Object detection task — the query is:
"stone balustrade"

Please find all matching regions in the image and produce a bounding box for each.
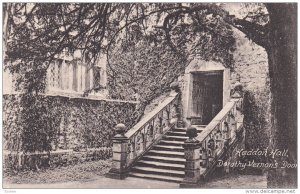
[196,98,243,169]
[180,96,243,187]
[106,91,180,179]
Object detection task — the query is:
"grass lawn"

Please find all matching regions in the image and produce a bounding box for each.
[3,159,112,184]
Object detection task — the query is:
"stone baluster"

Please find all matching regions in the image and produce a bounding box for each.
[200,145,208,168]
[106,123,129,179]
[230,112,237,133]
[143,127,147,151]
[207,136,216,167]
[180,127,201,188]
[231,82,243,111]
[223,121,231,148]
[159,115,163,134]
[215,128,223,151]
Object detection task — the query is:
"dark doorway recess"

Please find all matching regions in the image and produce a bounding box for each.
[190,71,223,125]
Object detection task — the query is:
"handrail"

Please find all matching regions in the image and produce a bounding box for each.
[125,92,178,137]
[125,92,179,167]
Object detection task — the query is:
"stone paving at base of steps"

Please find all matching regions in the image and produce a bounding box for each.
[3,175,267,189]
[3,177,179,189]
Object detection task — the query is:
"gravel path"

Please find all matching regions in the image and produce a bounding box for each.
[4,174,267,189]
[202,174,267,189]
[4,176,179,189]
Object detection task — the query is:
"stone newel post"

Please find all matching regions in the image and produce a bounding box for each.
[180,127,202,188]
[106,123,129,179]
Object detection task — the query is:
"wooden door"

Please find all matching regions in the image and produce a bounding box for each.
[191,72,223,125]
[209,74,223,120]
[191,75,206,124]
[202,81,214,124]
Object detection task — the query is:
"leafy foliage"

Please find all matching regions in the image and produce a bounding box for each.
[3,3,236,155]
[3,95,137,153]
[243,86,271,150]
[238,86,271,174]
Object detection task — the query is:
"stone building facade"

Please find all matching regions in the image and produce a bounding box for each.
[4,48,108,98]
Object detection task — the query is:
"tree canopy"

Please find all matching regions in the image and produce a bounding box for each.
[4,3,265,93]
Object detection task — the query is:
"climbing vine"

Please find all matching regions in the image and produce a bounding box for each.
[3,95,137,153]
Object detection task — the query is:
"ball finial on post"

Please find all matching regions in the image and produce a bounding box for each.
[115,123,126,137]
[186,127,198,142]
[181,126,201,187]
[170,81,180,92]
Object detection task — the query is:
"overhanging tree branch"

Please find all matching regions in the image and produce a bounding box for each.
[230,18,269,48]
[160,3,269,50]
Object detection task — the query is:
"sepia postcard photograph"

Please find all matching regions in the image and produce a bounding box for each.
[1,2,298,192]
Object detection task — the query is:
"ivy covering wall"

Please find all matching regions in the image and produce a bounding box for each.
[3,94,137,152]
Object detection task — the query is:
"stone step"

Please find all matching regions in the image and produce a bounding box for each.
[172,127,186,132]
[129,172,183,183]
[131,166,185,178]
[166,131,187,137]
[173,127,205,132]
[147,150,185,158]
[153,144,184,152]
[126,126,208,183]
[159,140,185,146]
[163,135,188,141]
[136,160,185,171]
[169,129,203,135]
[142,155,186,165]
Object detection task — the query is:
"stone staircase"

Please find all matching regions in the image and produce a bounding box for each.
[128,126,206,183]
[107,92,244,187]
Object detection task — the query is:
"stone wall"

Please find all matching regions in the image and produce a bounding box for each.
[231,28,269,91]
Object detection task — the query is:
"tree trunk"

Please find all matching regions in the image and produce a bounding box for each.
[265,3,297,188]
